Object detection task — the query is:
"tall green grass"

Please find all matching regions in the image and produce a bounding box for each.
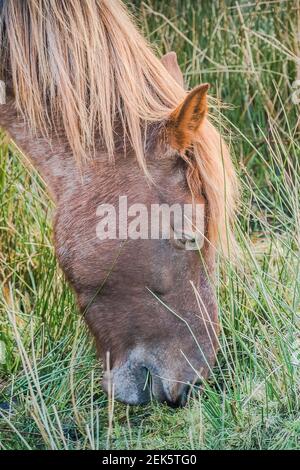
[0,0,299,450]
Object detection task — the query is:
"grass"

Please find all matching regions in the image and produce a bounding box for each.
[0,0,299,450]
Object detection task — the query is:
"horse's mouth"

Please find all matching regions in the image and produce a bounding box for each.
[102,362,203,407]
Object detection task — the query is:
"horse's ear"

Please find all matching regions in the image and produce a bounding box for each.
[161,52,184,88]
[168,83,209,152]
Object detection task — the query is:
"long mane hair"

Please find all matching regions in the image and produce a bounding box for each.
[0,0,238,255]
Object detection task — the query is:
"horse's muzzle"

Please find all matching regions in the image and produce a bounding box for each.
[101,355,203,407]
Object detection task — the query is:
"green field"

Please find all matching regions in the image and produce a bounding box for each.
[0,0,299,450]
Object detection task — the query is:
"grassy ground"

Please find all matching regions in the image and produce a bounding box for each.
[0,0,299,450]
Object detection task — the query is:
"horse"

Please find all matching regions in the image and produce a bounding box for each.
[0,0,238,407]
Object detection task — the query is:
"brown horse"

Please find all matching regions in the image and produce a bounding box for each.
[0,0,238,406]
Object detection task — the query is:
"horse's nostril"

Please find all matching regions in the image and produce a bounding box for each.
[102,363,151,405]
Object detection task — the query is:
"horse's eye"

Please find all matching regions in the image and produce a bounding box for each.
[184,238,199,251]
[171,228,200,251]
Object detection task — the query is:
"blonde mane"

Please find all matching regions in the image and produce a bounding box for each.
[0,0,238,254]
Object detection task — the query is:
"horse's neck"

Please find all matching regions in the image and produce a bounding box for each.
[0,97,78,203]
